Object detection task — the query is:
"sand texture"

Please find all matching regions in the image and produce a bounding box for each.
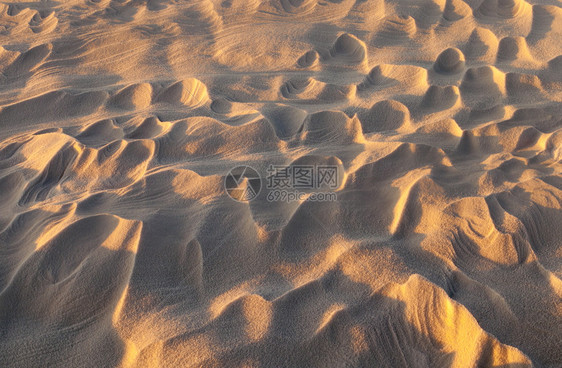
[0,0,561,367]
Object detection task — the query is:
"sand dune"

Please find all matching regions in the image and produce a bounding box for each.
[0,0,560,367]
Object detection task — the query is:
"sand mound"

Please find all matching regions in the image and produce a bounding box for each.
[210,97,233,114]
[126,116,166,139]
[548,54,562,72]
[505,72,542,96]
[109,83,153,110]
[279,0,316,14]
[219,0,260,16]
[344,0,386,28]
[210,96,260,120]
[358,64,395,89]
[455,129,482,155]
[434,47,465,74]
[0,212,140,367]
[542,55,562,83]
[359,64,427,91]
[300,110,364,144]
[415,118,463,141]
[460,65,503,90]
[443,0,471,21]
[281,77,316,97]
[499,107,560,133]
[411,0,448,27]
[284,154,345,194]
[421,85,460,111]
[497,36,531,62]
[296,50,319,68]
[260,103,307,139]
[514,126,542,151]
[28,10,58,34]
[14,134,154,205]
[359,100,411,133]
[76,119,123,147]
[527,5,561,43]
[0,46,18,69]
[476,0,531,18]
[459,66,505,108]
[380,275,532,366]
[377,14,417,41]
[281,77,355,103]
[156,117,279,162]
[4,43,52,77]
[329,33,367,65]
[156,78,209,108]
[463,27,499,62]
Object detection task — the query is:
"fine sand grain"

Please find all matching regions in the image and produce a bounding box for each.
[0,0,561,367]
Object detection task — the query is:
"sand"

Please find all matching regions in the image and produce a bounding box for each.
[0,0,560,367]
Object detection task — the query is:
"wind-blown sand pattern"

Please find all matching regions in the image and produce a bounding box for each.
[0,0,561,367]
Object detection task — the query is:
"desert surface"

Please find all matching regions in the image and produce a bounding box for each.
[0,0,561,367]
